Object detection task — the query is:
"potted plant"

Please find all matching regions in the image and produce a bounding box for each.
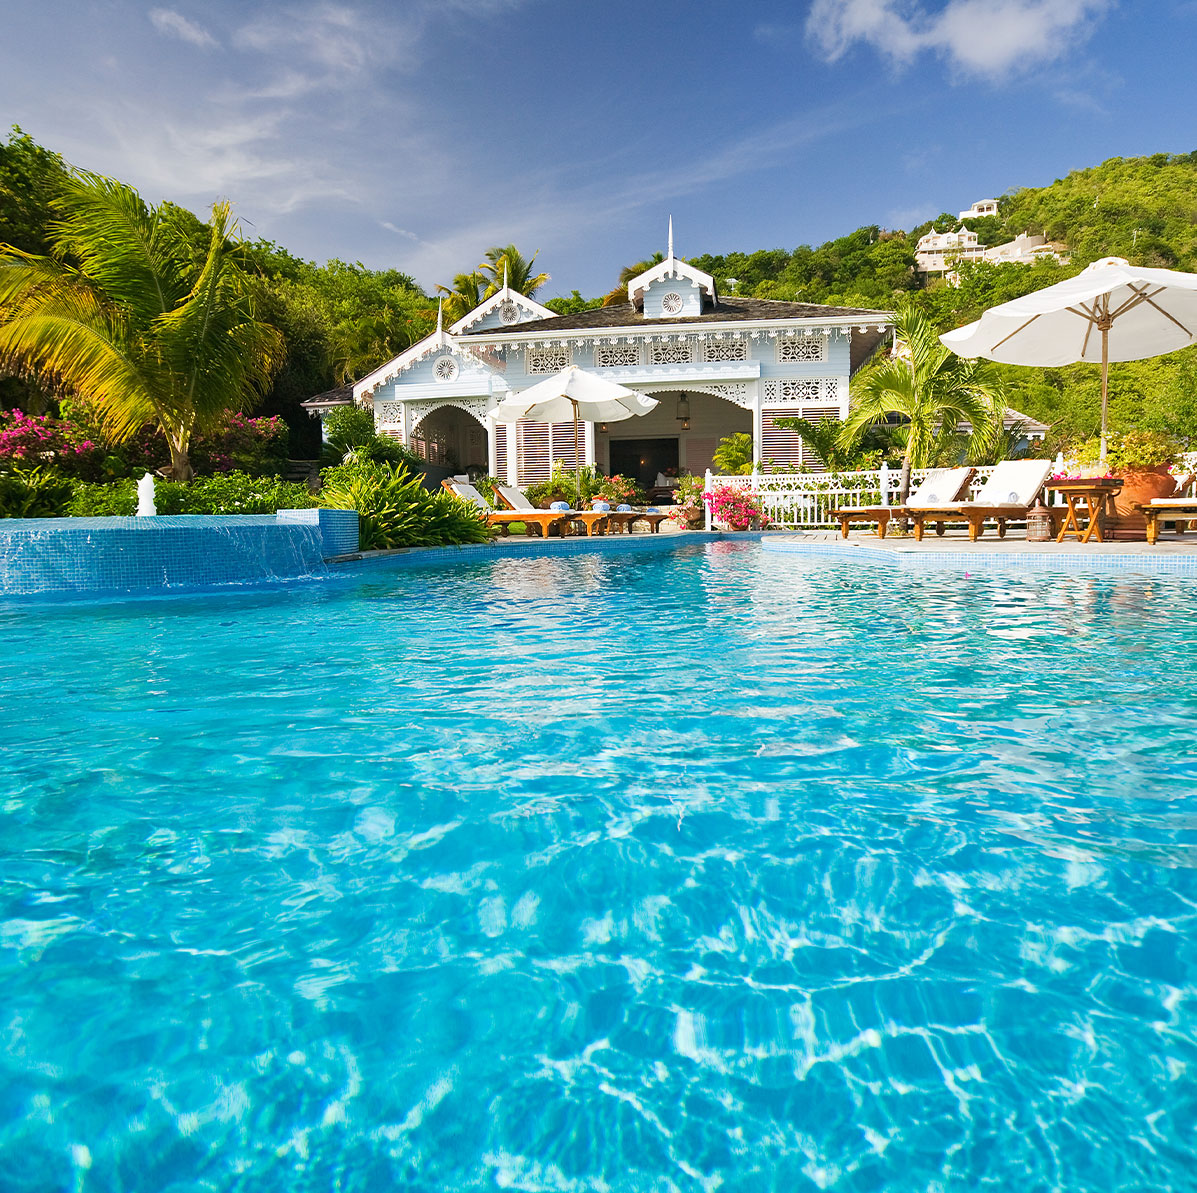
[1075,431,1183,539]
[670,473,708,529]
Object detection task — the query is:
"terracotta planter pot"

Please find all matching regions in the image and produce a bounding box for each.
[1106,466,1178,540]
[1113,466,1176,516]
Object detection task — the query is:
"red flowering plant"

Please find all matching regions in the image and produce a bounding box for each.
[703,483,768,530]
[0,409,106,479]
[595,473,647,506]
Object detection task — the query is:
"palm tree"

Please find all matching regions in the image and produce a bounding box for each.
[435,270,486,324]
[478,245,549,298]
[0,172,281,480]
[839,303,1005,505]
[602,253,665,306]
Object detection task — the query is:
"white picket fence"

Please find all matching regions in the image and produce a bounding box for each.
[704,465,1008,529]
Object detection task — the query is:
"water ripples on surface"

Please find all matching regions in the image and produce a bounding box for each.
[2,542,1196,1190]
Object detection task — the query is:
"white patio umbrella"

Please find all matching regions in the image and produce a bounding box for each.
[489,365,659,484]
[941,257,1197,461]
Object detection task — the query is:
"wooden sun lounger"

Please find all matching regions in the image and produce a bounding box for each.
[1136,498,1197,544]
[441,480,576,537]
[907,461,1055,542]
[492,484,610,536]
[831,468,975,538]
[909,503,1032,541]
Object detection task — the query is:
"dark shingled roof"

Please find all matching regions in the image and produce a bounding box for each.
[300,383,353,411]
[460,296,893,374]
[460,296,890,334]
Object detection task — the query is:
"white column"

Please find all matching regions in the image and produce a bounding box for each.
[879,462,889,507]
[486,415,498,478]
[507,424,519,488]
[751,384,763,472]
[584,420,596,470]
[704,468,713,531]
[399,400,409,445]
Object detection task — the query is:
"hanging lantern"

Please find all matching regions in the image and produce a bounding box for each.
[676,393,691,431]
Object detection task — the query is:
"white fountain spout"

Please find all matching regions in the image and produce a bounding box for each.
[136,472,157,517]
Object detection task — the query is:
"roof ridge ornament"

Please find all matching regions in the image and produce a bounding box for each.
[668,215,674,263]
[437,298,443,334]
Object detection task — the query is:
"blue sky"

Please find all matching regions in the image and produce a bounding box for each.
[2,1,1194,299]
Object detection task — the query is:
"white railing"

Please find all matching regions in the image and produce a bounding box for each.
[702,465,1025,529]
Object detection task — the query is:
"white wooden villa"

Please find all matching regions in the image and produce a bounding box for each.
[305,226,893,489]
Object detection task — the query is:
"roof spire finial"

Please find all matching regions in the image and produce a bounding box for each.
[436,297,443,334]
[503,261,509,294]
[668,215,674,260]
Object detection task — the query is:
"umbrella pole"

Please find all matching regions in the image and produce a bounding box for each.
[572,399,581,506]
[1099,323,1110,466]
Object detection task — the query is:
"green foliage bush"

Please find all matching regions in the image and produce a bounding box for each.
[0,465,74,517]
[319,461,491,549]
[65,472,314,517]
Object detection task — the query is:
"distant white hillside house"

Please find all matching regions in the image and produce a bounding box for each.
[306,229,893,487]
[914,226,987,273]
[959,199,999,221]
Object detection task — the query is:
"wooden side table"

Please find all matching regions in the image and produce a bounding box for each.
[1046,478,1123,543]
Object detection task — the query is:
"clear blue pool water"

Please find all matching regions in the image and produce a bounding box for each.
[2,541,1195,1191]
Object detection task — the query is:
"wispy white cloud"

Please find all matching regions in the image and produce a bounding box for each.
[805,0,1114,79]
[148,8,218,49]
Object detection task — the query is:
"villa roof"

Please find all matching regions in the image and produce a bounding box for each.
[460,295,889,333]
[460,296,894,373]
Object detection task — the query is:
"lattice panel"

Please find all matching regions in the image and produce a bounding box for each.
[594,343,641,368]
[702,339,747,362]
[776,335,826,363]
[648,342,695,366]
[526,346,571,374]
[763,379,822,404]
[375,402,403,426]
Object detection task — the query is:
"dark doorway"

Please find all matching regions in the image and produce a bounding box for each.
[608,437,679,488]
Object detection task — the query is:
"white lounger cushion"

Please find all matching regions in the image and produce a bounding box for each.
[969,459,1052,508]
[447,482,490,511]
[496,484,537,511]
[905,467,973,507]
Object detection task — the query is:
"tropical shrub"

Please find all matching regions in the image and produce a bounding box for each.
[704,483,766,530]
[321,404,423,470]
[0,464,74,517]
[712,433,754,475]
[319,461,491,549]
[323,405,377,455]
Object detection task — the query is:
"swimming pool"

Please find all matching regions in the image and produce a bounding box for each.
[2,541,1195,1190]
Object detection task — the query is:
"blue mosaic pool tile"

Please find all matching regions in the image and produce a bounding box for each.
[0,515,328,596]
[276,508,359,556]
[761,535,1197,576]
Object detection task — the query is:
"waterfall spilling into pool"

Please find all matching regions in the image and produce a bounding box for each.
[0,509,358,596]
